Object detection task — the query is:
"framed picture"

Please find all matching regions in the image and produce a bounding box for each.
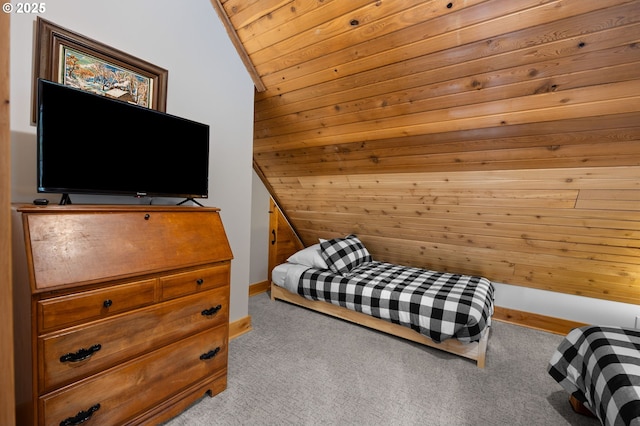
[32,17,168,124]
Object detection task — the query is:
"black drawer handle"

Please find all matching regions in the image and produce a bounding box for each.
[201,305,222,317]
[196,278,204,285]
[60,403,100,426]
[60,344,102,363]
[103,299,113,308]
[200,347,221,360]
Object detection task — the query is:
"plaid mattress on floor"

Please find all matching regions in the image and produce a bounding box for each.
[548,325,640,426]
[297,261,494,343]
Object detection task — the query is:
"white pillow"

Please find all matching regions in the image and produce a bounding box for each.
[286,244,329,269]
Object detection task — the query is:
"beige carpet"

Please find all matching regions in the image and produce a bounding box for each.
[163,293,599,425]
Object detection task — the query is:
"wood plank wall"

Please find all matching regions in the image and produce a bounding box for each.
[215,0,640,306]
[268,197,304,282]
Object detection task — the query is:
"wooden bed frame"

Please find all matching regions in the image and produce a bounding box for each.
[270,282,490,368]
[267,200,490,368]
[569,395,597,419]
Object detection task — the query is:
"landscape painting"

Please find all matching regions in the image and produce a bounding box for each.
[33,18,168,124]
[61,46,153,108]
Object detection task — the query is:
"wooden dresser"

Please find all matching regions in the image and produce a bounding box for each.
[11,205,233,426]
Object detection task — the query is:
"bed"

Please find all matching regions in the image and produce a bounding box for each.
[270,235,495,368]
[548,325,640,425]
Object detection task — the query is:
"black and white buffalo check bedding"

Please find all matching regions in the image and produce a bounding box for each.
[297,261,494,343]
[548,326,640,426]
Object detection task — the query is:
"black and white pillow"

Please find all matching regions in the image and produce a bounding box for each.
[320,234,372,276]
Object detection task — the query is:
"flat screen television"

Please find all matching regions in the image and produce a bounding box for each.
[37,79,209,204]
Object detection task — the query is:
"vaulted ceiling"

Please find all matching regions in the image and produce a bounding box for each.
[211,0,640,306]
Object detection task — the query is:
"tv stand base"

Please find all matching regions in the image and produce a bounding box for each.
[59,193,72,205]
[177,198,203,207]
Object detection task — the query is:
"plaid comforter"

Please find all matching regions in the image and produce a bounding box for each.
[297,261,494,343]
[548,326,640,426]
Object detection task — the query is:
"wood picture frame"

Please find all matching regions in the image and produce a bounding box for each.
[32,17,168,124]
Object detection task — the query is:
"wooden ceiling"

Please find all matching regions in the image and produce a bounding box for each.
[212,0,640,306]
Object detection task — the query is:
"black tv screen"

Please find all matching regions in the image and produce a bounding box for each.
[37,79,209,202]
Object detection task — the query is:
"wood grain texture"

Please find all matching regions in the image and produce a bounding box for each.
[40,327,228,425]
[268,198,304,282]
[218,0,640,305]
[22,208,233,290]
[493,306,587,336]
[14,206,233,425]
[39,287,229,394]
[0,10,14,426]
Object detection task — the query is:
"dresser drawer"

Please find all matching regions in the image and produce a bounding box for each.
[39,286,229,394]
[40,325,227,426]
[37,279,157,332]
[15,206,233,426]
[160,264,229,300]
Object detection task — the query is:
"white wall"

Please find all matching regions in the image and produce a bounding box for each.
[10,0,255,322]
[250,171,270,284]
[494,282,640,329]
